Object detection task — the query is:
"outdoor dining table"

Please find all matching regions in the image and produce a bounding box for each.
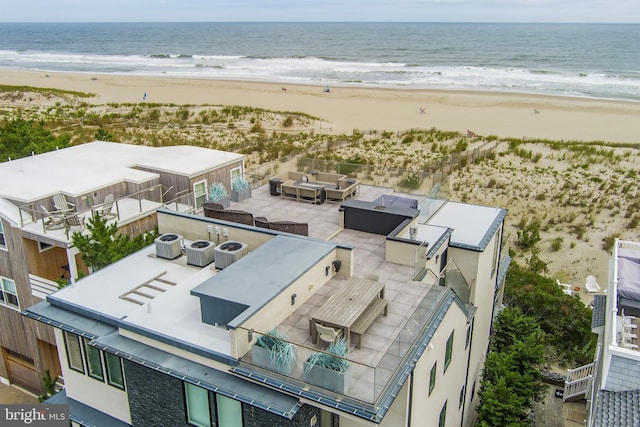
[309,276,385,346]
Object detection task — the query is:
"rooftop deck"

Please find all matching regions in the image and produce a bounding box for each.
[225,184,459,406]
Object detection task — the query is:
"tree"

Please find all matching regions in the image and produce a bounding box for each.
[71,213,158,272]
[0,116,70,161]
[504,264,597,366]
[476,308,547,425]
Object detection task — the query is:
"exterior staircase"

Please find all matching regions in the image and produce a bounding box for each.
[563,363,594,401]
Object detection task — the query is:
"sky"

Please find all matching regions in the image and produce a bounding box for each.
[0,0,639,23]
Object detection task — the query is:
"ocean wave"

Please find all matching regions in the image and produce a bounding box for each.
[1,49,639,101]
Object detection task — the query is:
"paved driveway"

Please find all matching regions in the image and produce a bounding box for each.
[0,382,39,404]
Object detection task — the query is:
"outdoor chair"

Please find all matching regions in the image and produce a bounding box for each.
[41,206,66,230]
[95,194,117,219]
[315,323,343,345]
[64,212,85,233]
[585,275,601,293]
[52,193,75,212]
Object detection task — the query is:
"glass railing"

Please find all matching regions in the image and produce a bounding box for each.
[373,282,450,400]
[247,156,450,198]
[236,328,377,403]
[236,267,454,405]
[442,259,471,304]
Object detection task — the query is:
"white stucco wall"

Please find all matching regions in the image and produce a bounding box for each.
[54,329,132,424]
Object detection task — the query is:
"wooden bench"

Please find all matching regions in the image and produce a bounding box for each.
[351,297,388,349]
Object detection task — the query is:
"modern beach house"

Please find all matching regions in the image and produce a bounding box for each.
[0,142,245,392]
[564,238,640,426]
[23,157,508,427]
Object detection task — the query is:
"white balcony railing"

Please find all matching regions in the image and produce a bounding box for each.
[30,274,60,300]
[563,362,594,401]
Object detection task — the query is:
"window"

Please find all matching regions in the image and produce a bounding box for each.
[230,167,241,181]
[0,277,19,310]
[193,179,208,212]
[0,220,6,250]
[429,361,437,395]
[438,401,447,427]
[64,331,84,373]
[105,352,125,389]
[444,331,454,372]
[491,231,501,278]
[459,386,465,408]
[63,332,125,390]
[465,324,472,350]
[216,394,243,427]
[185,382,211,427]
[83,338,104,381]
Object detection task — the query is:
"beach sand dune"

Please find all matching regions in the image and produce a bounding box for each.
[2,69,640,143]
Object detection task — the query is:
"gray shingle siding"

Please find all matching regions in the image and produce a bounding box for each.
[605,355,640,392]
[594,389,640,427]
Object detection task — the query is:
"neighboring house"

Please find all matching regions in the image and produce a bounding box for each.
[565,238,640,426]
[0,141,245,392]
[25,180,508,426]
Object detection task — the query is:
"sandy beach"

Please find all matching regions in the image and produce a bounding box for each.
[2,69,640,143]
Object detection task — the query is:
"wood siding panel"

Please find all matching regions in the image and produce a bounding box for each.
[0,218,36,357]
[0,217,57,391]
[22,239,69,282]
[133,167,190,202]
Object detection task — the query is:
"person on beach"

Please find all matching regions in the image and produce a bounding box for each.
[419,107,426,114]
[142,92,147,101]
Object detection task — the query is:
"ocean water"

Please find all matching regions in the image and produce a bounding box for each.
[0,22,639,101]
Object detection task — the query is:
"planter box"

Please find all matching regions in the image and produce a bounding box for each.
[231,187,251,203]
[303,361,351,394]
[208,196,230,209]
[252,344,295,375]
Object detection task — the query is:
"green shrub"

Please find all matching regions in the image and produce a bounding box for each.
[399,172,422,190]
[602,232,620,253]
[516,221,541,250]
[550,237,563,252]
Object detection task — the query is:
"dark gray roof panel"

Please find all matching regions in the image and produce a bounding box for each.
[24,301,117,339]
[191,235,337,328]
[592,294,607,330]
[594,389,640,427]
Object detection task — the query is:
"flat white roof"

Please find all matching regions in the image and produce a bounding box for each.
[49,243,231,355]
[397,223,450,251]
[0,141,244,203]
[426,201,505,250]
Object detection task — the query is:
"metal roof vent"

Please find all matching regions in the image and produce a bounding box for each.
[186,240,215,267]
[214,241,248,269]
[154,233,183,260]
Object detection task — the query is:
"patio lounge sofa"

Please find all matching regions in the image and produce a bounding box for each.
[252,216,308,236]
